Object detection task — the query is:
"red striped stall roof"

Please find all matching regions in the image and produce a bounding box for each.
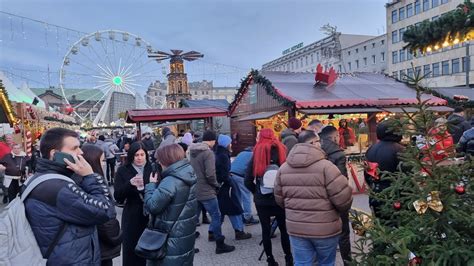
[126,107,228,123]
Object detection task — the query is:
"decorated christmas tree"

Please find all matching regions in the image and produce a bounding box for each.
[352,69,474,265]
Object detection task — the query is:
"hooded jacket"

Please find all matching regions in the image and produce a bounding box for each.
[459,128,474,156]
[144,159,197,266]
[447,114,472,143]
[281,128,298,154]
[23,158,116,265]
[189,143,219,201]
[274,143,352,238]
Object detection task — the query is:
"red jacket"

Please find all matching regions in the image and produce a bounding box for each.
[422,128,454,161]
[338,127,356,149]
[0,142,11,160]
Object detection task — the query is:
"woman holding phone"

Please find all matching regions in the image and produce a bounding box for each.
[114,142,152,266]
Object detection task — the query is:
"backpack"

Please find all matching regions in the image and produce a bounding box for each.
[259,164,279,195]
[0,174,75,265]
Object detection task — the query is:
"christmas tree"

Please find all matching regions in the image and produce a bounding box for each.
[352,68,474,265]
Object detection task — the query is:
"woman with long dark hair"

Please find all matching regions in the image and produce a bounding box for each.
[245,129,292,266]
[81,144,122,266]
[114,142,152,266]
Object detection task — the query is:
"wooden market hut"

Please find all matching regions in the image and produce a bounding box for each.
[229,69,449,155]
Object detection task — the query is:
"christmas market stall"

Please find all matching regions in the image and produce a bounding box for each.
[229,66,449,193]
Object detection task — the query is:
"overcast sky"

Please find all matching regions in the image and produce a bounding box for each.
[0,0,387,92]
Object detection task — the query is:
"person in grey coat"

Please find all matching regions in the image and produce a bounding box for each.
[158,127,176,149]
[188,130,235,254]
[144,144,197,266]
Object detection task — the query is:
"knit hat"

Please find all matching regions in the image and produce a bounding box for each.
[218,134,232,148]
[181,132,193,146]
[202,130,217,141]
[162,127,171,136]
[288,117,302,130]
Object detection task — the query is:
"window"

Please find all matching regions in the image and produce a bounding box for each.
[392,10,398,23]
[399,28,406,41]
[407,68,414,78]
[407,50,413,60]
[432,62,440,77]
[372,55,376,64]
[399,7,405,20]
[452,58,460,73]
[305,56,308,66]
[407,4,414,17]
[392,51,398,64]
[415,66,421,76]
[392,71,398,80]
[415,0,421,14]
[399,69,406,80]
[441,0,448,3]
[432,15,439,21]
[356,60,359,68]
[399,49,406,62]
[392,31,398,44]
[462,57,468,72]
[363,57,367,66]
[442,60,449,75]
[381,52,385,62]
[372,43,375,48]
[348,62,352,71]
[423,0,429,11]
[348,51,351,56]
[432,0,439,8]
[423,64,431,77]
[356,48,359,53]
[311,54,314,63]
[338,65,342,73]
[364,46,367,51]
[381,39,385,45]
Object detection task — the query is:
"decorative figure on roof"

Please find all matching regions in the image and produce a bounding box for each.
[314,64,337,87]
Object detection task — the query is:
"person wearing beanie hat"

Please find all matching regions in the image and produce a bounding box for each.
[181,132,193,146]
[215,134,252,241]
[188,130,235,254]
[281,117,302,154]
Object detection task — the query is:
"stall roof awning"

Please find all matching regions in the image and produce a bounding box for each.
[299,108,382,114]
[259,71,447,108]
[383,106,454,113]
[237,110,286,121]
[126,107,228,123]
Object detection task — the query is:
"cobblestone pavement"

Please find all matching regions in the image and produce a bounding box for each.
[112,194,370,266]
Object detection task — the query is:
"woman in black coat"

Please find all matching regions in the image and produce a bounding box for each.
[81,144,122,266]
[114,142,152,266]
[215,135,251,240]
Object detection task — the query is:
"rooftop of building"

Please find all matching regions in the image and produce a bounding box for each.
[31,87,105,102]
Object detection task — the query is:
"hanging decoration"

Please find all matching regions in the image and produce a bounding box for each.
[413,191,444,214]
[0,81,18,126]
[25,130,32,156]
[403,1,474,54]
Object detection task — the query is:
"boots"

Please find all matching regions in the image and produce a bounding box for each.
[285,255,293,266]
[215,236,235,254]
[208,231,216,242]
[267,255,279,266]
[235,230,252,240]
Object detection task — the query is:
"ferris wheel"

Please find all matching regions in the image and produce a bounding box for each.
[59,30,167,126]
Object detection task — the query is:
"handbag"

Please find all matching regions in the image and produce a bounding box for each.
[135,177,190,260]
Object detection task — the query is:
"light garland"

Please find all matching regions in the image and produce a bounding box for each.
[0,81,18,125]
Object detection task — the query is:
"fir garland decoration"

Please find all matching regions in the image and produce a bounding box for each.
[403,0,474,54]
[43,116,79,126]
[228,69,294,114]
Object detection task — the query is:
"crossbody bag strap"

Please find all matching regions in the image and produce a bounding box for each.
[45,222,68,258]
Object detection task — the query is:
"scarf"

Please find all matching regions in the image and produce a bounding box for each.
[252,128,287,178]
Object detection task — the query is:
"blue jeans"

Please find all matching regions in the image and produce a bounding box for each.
[199,198,222,237]
[227,215,244,231]
[289,235,340,266]
[230,174,253,220]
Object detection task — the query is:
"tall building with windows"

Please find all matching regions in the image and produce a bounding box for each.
[262,33,376,73]
[339,34,387,73]
[386,0,470,87]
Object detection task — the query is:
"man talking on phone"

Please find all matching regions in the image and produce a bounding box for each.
[22,128,116,265]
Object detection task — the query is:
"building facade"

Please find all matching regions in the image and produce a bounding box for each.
[386,0,471,87]
[166,56,192,108]
[262,33,377,73]
[339,34,387,74]
[106,91,136,124]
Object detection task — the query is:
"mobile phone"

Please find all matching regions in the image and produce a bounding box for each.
[53,152,75,166]
[151,162,159,175]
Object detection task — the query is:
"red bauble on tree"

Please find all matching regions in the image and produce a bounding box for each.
[455,185,466,195]
[393,201,402,210]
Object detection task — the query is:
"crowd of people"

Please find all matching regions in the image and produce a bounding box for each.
[0,106,472,266]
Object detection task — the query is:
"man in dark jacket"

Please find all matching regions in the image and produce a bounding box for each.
[281,117,302,154]
[23,128,116,265]
[448,107,472,143]
[459,127,474,157]
[365,121,405,219]
[319,126,351,265]
[188,130,235,254]
[141,132,155,152]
